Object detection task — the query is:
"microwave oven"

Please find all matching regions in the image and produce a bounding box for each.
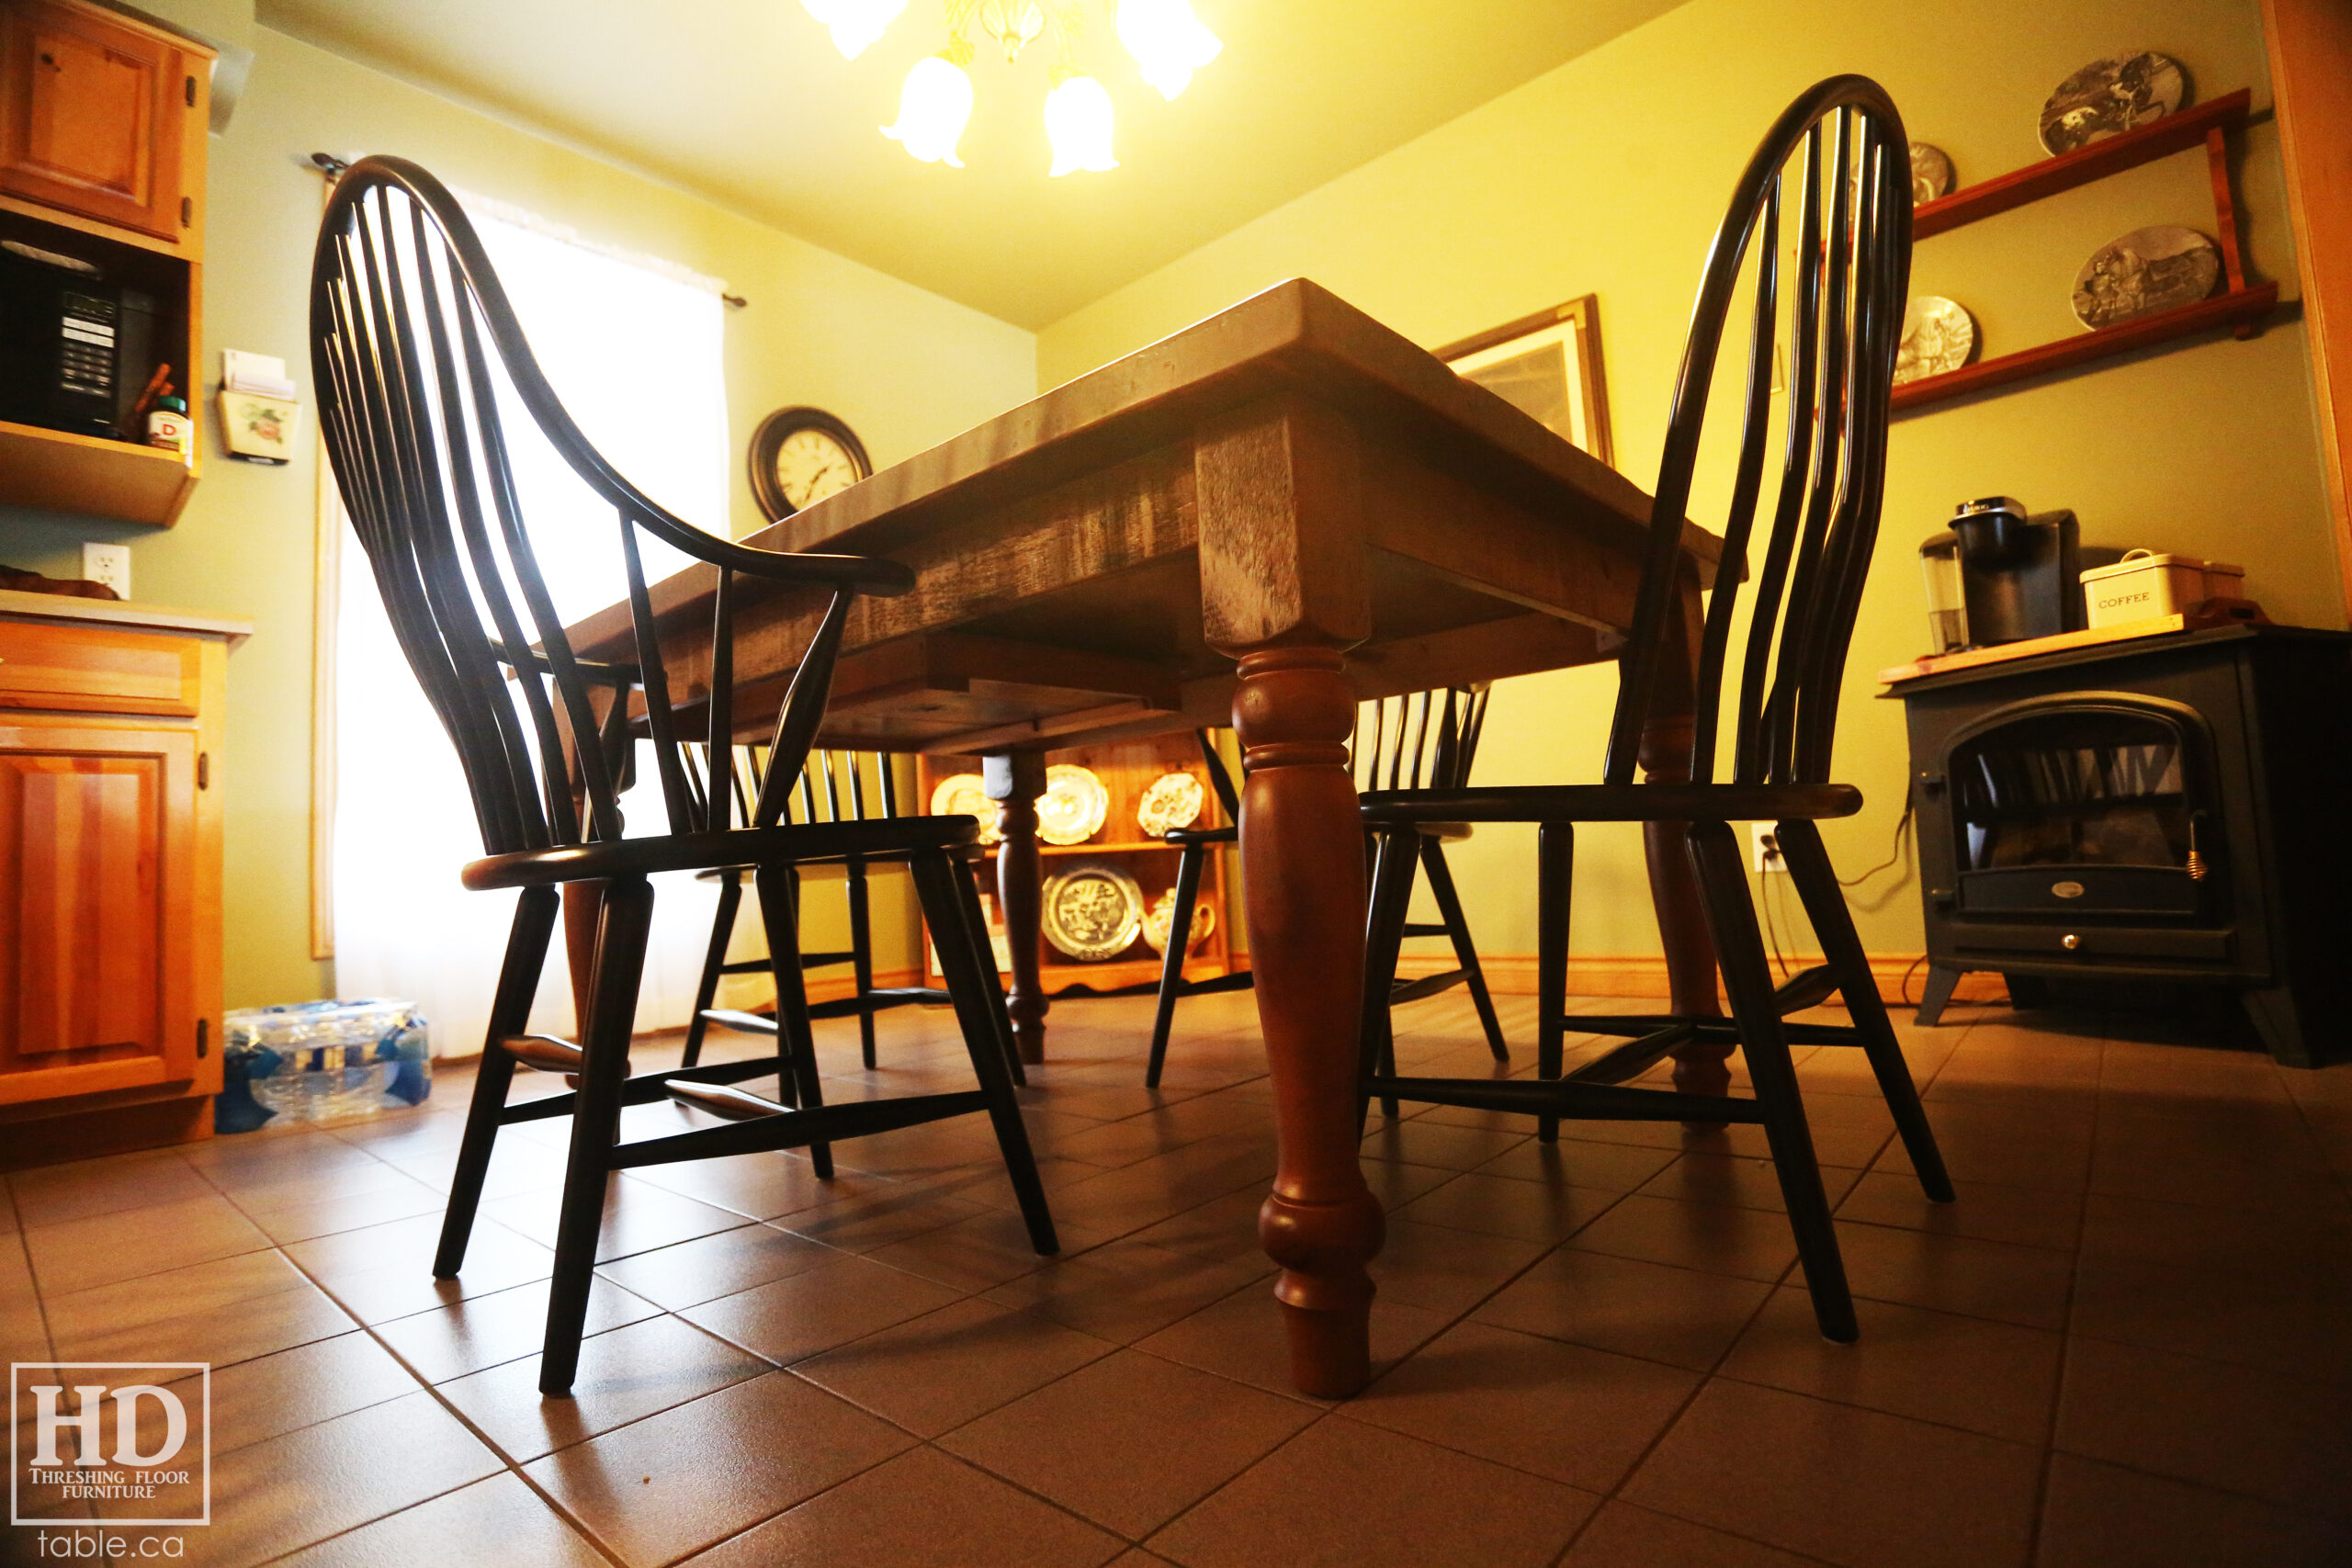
[0,243,161,439]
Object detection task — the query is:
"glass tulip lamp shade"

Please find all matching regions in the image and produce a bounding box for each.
[1115,0,1222,99]
[1044,73,1117,175]
[800,0,909,60]
[884,55,975,167]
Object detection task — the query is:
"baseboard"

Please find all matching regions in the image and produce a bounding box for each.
[1393,952,2009,1010]
[0,1095,214,1171]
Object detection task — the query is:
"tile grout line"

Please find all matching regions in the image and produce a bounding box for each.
[5,1178,63,1364]
[1544,1014,1984,1562]
[2018,1026,2111,1567]
[271,1234,635,1568]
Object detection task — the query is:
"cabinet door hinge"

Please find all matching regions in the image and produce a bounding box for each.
[196,1018,209,1058]
[181,196,193,227]
[198,751,210,788]
[186,74,197,107]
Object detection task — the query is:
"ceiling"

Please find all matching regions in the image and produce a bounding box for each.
[257,0,1688,328]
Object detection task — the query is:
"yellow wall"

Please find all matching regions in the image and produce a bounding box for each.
[0,25,1036,1007]
[1036,0,2340,964]
[6,0,2335,1003]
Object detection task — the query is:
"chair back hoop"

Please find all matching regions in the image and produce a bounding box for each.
[1601,77,1912,790]
[310,156,908,861]
[1351,687,1489,795]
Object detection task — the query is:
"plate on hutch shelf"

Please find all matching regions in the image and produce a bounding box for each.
[1141,886,1216,956]
[1037,764,1110,845]
[2039,51,2186,154]
[928,773,1002,845]
[1042,866,1146,961]
[1136,771,1206,838]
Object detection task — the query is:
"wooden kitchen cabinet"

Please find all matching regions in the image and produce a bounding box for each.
[0,591,247,1166]
[0,0,197,243]
[0,0,209,525]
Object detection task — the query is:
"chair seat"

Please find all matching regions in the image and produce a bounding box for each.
[465,813,978,890]
[1359,781,1861,826]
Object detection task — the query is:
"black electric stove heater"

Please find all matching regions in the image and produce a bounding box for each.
[1892,625,2352,1066]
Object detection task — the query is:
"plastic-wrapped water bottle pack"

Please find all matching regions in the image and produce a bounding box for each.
[216,999,431,1133]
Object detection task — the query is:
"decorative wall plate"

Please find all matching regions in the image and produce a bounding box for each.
[2071,227,2221,329]
[1036,763,1110,845]
[1141,886,1216,956]
[1042,866,1146,960]
[928,773,1002,845]
[2039,52,2186,154]
[1136,771,1206,838]
[1894,296,1977,385]
[1908,141,1953,205]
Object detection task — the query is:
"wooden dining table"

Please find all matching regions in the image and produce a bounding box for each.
[573,277,1728,1397]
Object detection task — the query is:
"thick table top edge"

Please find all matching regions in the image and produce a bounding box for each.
[757,279,1713,570]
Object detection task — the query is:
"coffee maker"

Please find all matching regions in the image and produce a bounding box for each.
[1917,497,2086,649]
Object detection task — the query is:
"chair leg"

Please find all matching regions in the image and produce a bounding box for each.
[1145,843,1206,1089]
[949,847,1024,1088]
[846,855,878,1070]
[754,864,833,1180]
[1777,818,1955,1203]
[1421,838,1508,1063]
[1685,821,1857,1344]
[680,872,742,1070]
[436,886,560,1278]
[1535,822,1572,1144]
[539,874,653,1395]
[1360,828,1419,1130]
[913,849,1057,1255]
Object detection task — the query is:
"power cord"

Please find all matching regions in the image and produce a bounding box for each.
[1839,805,1915,887]
[1759,837,1793,979]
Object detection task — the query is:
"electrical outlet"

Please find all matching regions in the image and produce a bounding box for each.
[1751,822,1786,874]
[82,543,130,599]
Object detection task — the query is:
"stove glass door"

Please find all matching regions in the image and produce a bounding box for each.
[1948,705,2209,917]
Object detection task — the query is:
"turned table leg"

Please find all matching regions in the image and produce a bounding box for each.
[1641,566,1730,1100]
[1234,646,1384,1397]
[985,750,1050,1066]
[562,883,605,1034]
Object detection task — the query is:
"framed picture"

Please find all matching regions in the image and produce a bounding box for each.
[218,389,299,464]
[1436,295,1613,468]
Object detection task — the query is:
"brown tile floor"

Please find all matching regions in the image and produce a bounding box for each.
[6,988,2352,1567]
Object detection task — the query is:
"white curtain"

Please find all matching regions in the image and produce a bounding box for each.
[332,194,731,1056]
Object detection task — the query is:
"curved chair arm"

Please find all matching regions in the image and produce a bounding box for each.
[661,526,914,596]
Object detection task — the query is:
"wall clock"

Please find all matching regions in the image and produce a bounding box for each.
[747,405,873,520]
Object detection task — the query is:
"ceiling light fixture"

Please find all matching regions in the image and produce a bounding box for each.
[800,0,1220,175]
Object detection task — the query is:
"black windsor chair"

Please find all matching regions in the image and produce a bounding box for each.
[1357,79,1953,1344]
[311,156,1055,1395]
[1145,687,1508,1087]
[681,745,998,1077]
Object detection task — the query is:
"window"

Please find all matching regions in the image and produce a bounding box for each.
[329,189,732,1055]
